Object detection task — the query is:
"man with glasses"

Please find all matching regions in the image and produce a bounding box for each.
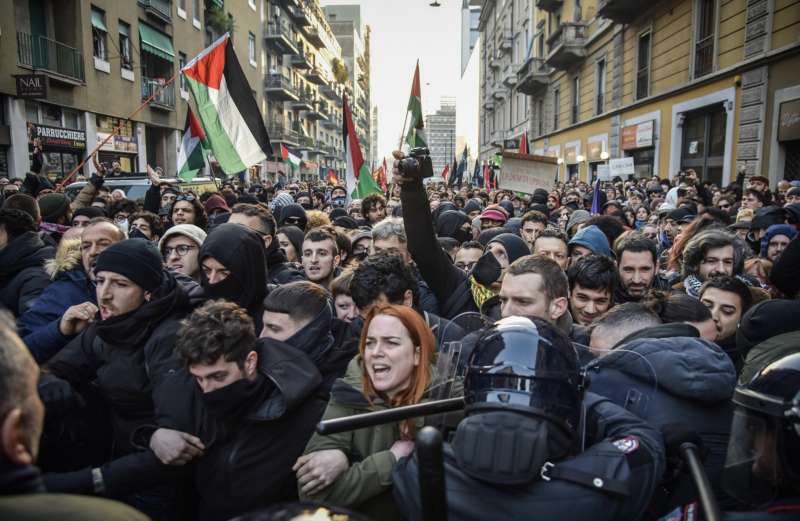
[158,224,207,282]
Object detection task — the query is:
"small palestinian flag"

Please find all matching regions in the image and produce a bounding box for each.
[182,34,272,176]
[177,108,207,181]
[405,61,426,149]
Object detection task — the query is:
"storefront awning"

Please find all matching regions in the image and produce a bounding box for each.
[91,9,107,32]
[139,24,174,61]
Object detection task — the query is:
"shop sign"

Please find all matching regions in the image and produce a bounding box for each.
[27,123,86,151]
[96,132,138,154]
[15,74,47,99]
[498,152,557,194]
[778,99,800,142]
[609,157,635,177]
[621,120,654,150]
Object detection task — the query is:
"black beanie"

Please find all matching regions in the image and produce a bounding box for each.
[94,239,164,292]
[532,188,549,205]
[770,236,800,297]
[736,299,800,356]
[487,233,531,263]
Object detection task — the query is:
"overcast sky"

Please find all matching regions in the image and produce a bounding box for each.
[321,0,463,165]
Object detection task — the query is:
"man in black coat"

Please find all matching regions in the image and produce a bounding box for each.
[152,300,327,521]
[38,239,194,520]
[0,209,54,317]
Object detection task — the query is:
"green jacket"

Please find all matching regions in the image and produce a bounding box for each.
[300,356,429,520]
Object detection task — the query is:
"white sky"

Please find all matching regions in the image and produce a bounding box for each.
[321,0,463,165]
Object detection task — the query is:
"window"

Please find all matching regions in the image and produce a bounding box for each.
[595,59,606,115]
[248,32,256,66]
[248,0,256,9]
[119,21,132,69]
[179,0,186,10]
[193,0,200,22]
[636,31,651,100]
[571,76,579,124]
[694,0,715,78]
[179,52,187,90]
[91,6,107,60]
[553,88,560,130]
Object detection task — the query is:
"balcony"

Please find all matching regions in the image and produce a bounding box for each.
[536,0,563,12]
[290,52,312,69]
[322,116,338,129]
[139,0,172,23]
[490,130,504,147]
[295,135,314,151]
[323,144,340,159]
[141,77,175,110]
[357,95,369,111]
[502,64,518,87]
[306,65,327,86]
[546,23,587,70]
[598,0,657,23]
[264,21,299,55]
[305,102,328,122]
[488,51,502,69]
[302,26,325,49]
[517,57,549,94]
[286,4,310,26]
[267,125,299,146]
[320,83,339,100]
[499,30,513,53]
[292,91,314,111]
[264,74,300,101]
[16,32,85,84]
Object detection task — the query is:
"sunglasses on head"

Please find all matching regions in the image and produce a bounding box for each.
[175,194,196,202]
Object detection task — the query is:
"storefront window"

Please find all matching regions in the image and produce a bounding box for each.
[627,148,655,178]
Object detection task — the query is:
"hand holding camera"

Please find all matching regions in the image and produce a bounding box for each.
[392,147,434,188]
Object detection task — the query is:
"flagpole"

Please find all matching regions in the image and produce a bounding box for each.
[59,69,183,187]
[397,110,410,151]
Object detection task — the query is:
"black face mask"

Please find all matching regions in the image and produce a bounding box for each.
[201,374,271,419]
[128,227,150,241]
[300,202,312,210]
[201,270,246,308]
[454,227,472,245]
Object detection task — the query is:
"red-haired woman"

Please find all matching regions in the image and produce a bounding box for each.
[294,304,436,520]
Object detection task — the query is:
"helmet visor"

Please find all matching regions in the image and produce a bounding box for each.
[722,408,781,506]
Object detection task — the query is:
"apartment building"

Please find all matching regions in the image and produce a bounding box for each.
[0,0,266,179]
[324,4,372,167]
[479,0,800,187]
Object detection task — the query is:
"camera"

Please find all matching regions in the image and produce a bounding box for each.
[398,147,434,179]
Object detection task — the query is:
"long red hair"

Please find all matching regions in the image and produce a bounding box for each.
[359,304,435,434]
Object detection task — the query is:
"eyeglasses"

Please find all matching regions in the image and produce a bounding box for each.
[163,244,197,258]
[175,194,196,202]
[114,214,129,223]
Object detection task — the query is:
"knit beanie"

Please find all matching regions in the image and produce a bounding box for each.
[759,224,798,258]
[463,198,483,215]
[498,200,515,217]
[487,233,530,263]
[72,206,106,220]
[38,193,71,223]
[203,193,230,214]
[95,239,164,292]
[566,210,591,234]
[270,192,295,213]
[159,224,207,253]
[532,188,549,205]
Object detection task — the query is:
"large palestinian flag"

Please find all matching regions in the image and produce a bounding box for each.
[343,94,381,200]
[182,34,272,175]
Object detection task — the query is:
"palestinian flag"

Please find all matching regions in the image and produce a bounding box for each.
[405,61,426,149]
[519,129,529,154]
[176,108,207,181]
[441,163,450,183]
[182,34,272,176]
[343,94,381,200]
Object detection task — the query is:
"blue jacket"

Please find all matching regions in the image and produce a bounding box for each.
[586,335,737,516]
[18,259,94,364]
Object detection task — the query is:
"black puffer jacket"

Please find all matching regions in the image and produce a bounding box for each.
[0,231,54,316]
[586,335,737,516]
[42,272,194,499]
[191,339,327,521]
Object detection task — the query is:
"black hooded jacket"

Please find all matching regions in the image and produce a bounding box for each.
[435,210,471,243]
[199,223,268,330]
[0,231,54,316]
[190,339,327,521]
[265,239,306,286]
[42,271,195,499]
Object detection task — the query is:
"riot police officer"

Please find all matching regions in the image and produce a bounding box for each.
[392,316,665,521]
[722,352,800,520]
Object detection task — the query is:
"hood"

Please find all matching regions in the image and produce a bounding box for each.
[0,231,54,281]
[435,210,471,240]
[249,338,323,420]
[616,322,700,346]
[278,203,307,229]
[568,225,612,258]
[285,300,335,365]
[759,224,797,257]
[44,237,82,279]
[588,336,736,403]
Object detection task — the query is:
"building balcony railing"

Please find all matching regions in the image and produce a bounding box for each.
[267,125,299,146]
[292,91,315,111]
[139,0,172,23]
[499,30,513,52]
[502,64,518,87]
[323,144,340,158]
[286,4,310,26]
[536,0,563,12]
[597,0,659,23]
[302,25,325,49]
[320,83,339,101]
[322,117,338,129]
[264,20,299,55]
[490,130,504,146]
[305,102,328,122]
[517,56,549,95]
[141,76,175,110]
[16,32,85,83]
[546,22,587,70]
[306,65,327,86]
[264,74,300,101]
[290,52,312,69]
[295,135,314,151]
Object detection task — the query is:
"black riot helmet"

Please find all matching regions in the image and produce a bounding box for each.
[464,316,586,437]
[723,352,800,506]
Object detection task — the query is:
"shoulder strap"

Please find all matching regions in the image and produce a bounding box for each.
[541,461,630,497]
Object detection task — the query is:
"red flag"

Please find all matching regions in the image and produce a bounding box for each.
[442,163,450,182]
[519,130,529,155]
[483,163,490,188]
[327,169,338,185]
[279,143,289,161]
[382,157,388,190]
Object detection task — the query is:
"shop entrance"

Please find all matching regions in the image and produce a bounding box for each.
[681,103,726,186]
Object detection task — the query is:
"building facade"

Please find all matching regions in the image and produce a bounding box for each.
[426,97,457,176]
[0,0,267,180]
[323,4,372,167]
[478,0,800,187]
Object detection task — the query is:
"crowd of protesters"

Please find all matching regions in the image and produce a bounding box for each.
[0,157,798,521]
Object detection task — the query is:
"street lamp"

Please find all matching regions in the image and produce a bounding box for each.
[430,1,442,6]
